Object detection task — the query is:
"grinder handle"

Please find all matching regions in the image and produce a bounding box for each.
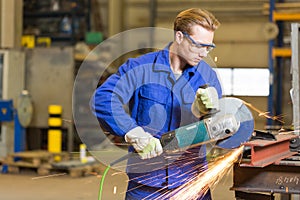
[198,84,220,119]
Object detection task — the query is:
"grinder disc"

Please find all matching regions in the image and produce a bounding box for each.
[216,97,254,149]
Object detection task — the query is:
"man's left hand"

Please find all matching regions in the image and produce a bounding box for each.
[191,86,219,118]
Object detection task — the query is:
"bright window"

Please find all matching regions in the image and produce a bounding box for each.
[215,68,270,96]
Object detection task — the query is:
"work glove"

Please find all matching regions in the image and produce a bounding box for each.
[125,127,163,159]
[205,114,240,140]
[191,86,219,118]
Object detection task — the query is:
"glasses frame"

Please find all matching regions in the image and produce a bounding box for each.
[182,32,216,52]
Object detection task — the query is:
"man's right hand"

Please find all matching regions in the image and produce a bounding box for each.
[125,127,163,159]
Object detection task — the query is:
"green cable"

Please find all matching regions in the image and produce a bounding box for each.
[97,153,132,199]
[98,164,111,200]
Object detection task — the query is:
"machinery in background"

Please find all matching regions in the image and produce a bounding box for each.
[231,23,300,200]
[0,100,25,153]
[0,47,89,176]
[0,92,32,174]
[0,49,25,158]
[0,47,74,159]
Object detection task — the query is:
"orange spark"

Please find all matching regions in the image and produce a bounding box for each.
[242,101,285,124]
[164,146,244,200]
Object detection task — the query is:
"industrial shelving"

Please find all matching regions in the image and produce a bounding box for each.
[23,0,91,45]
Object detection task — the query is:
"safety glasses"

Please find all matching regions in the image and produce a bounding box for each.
[182,32,216,53]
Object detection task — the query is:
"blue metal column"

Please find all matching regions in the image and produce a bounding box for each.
[0,100,26,153]
[14,109,25,153]
[0,100,25,173]
[275,19,284,124]
[275,0,285,124]
[267,0,275,126]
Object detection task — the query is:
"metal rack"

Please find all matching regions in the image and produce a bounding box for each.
[23,0,91,45]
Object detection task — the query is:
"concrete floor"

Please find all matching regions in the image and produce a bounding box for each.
[0,165,235,200]
[0,171,99,200]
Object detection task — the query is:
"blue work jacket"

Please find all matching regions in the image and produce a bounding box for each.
[91,43,222,189]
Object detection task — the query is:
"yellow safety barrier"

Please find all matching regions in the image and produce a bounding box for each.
[48,129,62,160]
[48,105,63,161]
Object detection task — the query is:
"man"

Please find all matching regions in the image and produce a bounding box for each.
[92,8,229,200]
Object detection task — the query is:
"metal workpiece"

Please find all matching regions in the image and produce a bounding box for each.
[240,134,298,168]
[232,133,300,199]
[232,134,300,198]
[232,162,300,195]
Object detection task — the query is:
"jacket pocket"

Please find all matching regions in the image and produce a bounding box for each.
[139,84,169,104]
[137,84,170,130]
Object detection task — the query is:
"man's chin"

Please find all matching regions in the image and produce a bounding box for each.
[189,60,201,66]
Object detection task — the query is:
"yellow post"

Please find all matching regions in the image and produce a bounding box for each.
[48,105,62,161]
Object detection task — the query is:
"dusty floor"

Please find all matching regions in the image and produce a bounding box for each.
[0,165,235,200]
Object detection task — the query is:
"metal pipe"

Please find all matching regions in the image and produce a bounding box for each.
[291,23,300,133]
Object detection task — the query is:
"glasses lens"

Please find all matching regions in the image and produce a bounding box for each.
[183,33,214,54]
[189,44,213,54]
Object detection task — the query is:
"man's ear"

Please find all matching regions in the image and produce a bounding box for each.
[175,31,184,44]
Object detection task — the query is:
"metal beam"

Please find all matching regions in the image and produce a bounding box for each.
[232,163,300,195]
[274,12,300,21]
[240,134,298,167]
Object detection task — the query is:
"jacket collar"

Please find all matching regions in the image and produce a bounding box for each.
[153,42,197,76]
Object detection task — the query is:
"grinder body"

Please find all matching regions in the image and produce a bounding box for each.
[160,121,209,151]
